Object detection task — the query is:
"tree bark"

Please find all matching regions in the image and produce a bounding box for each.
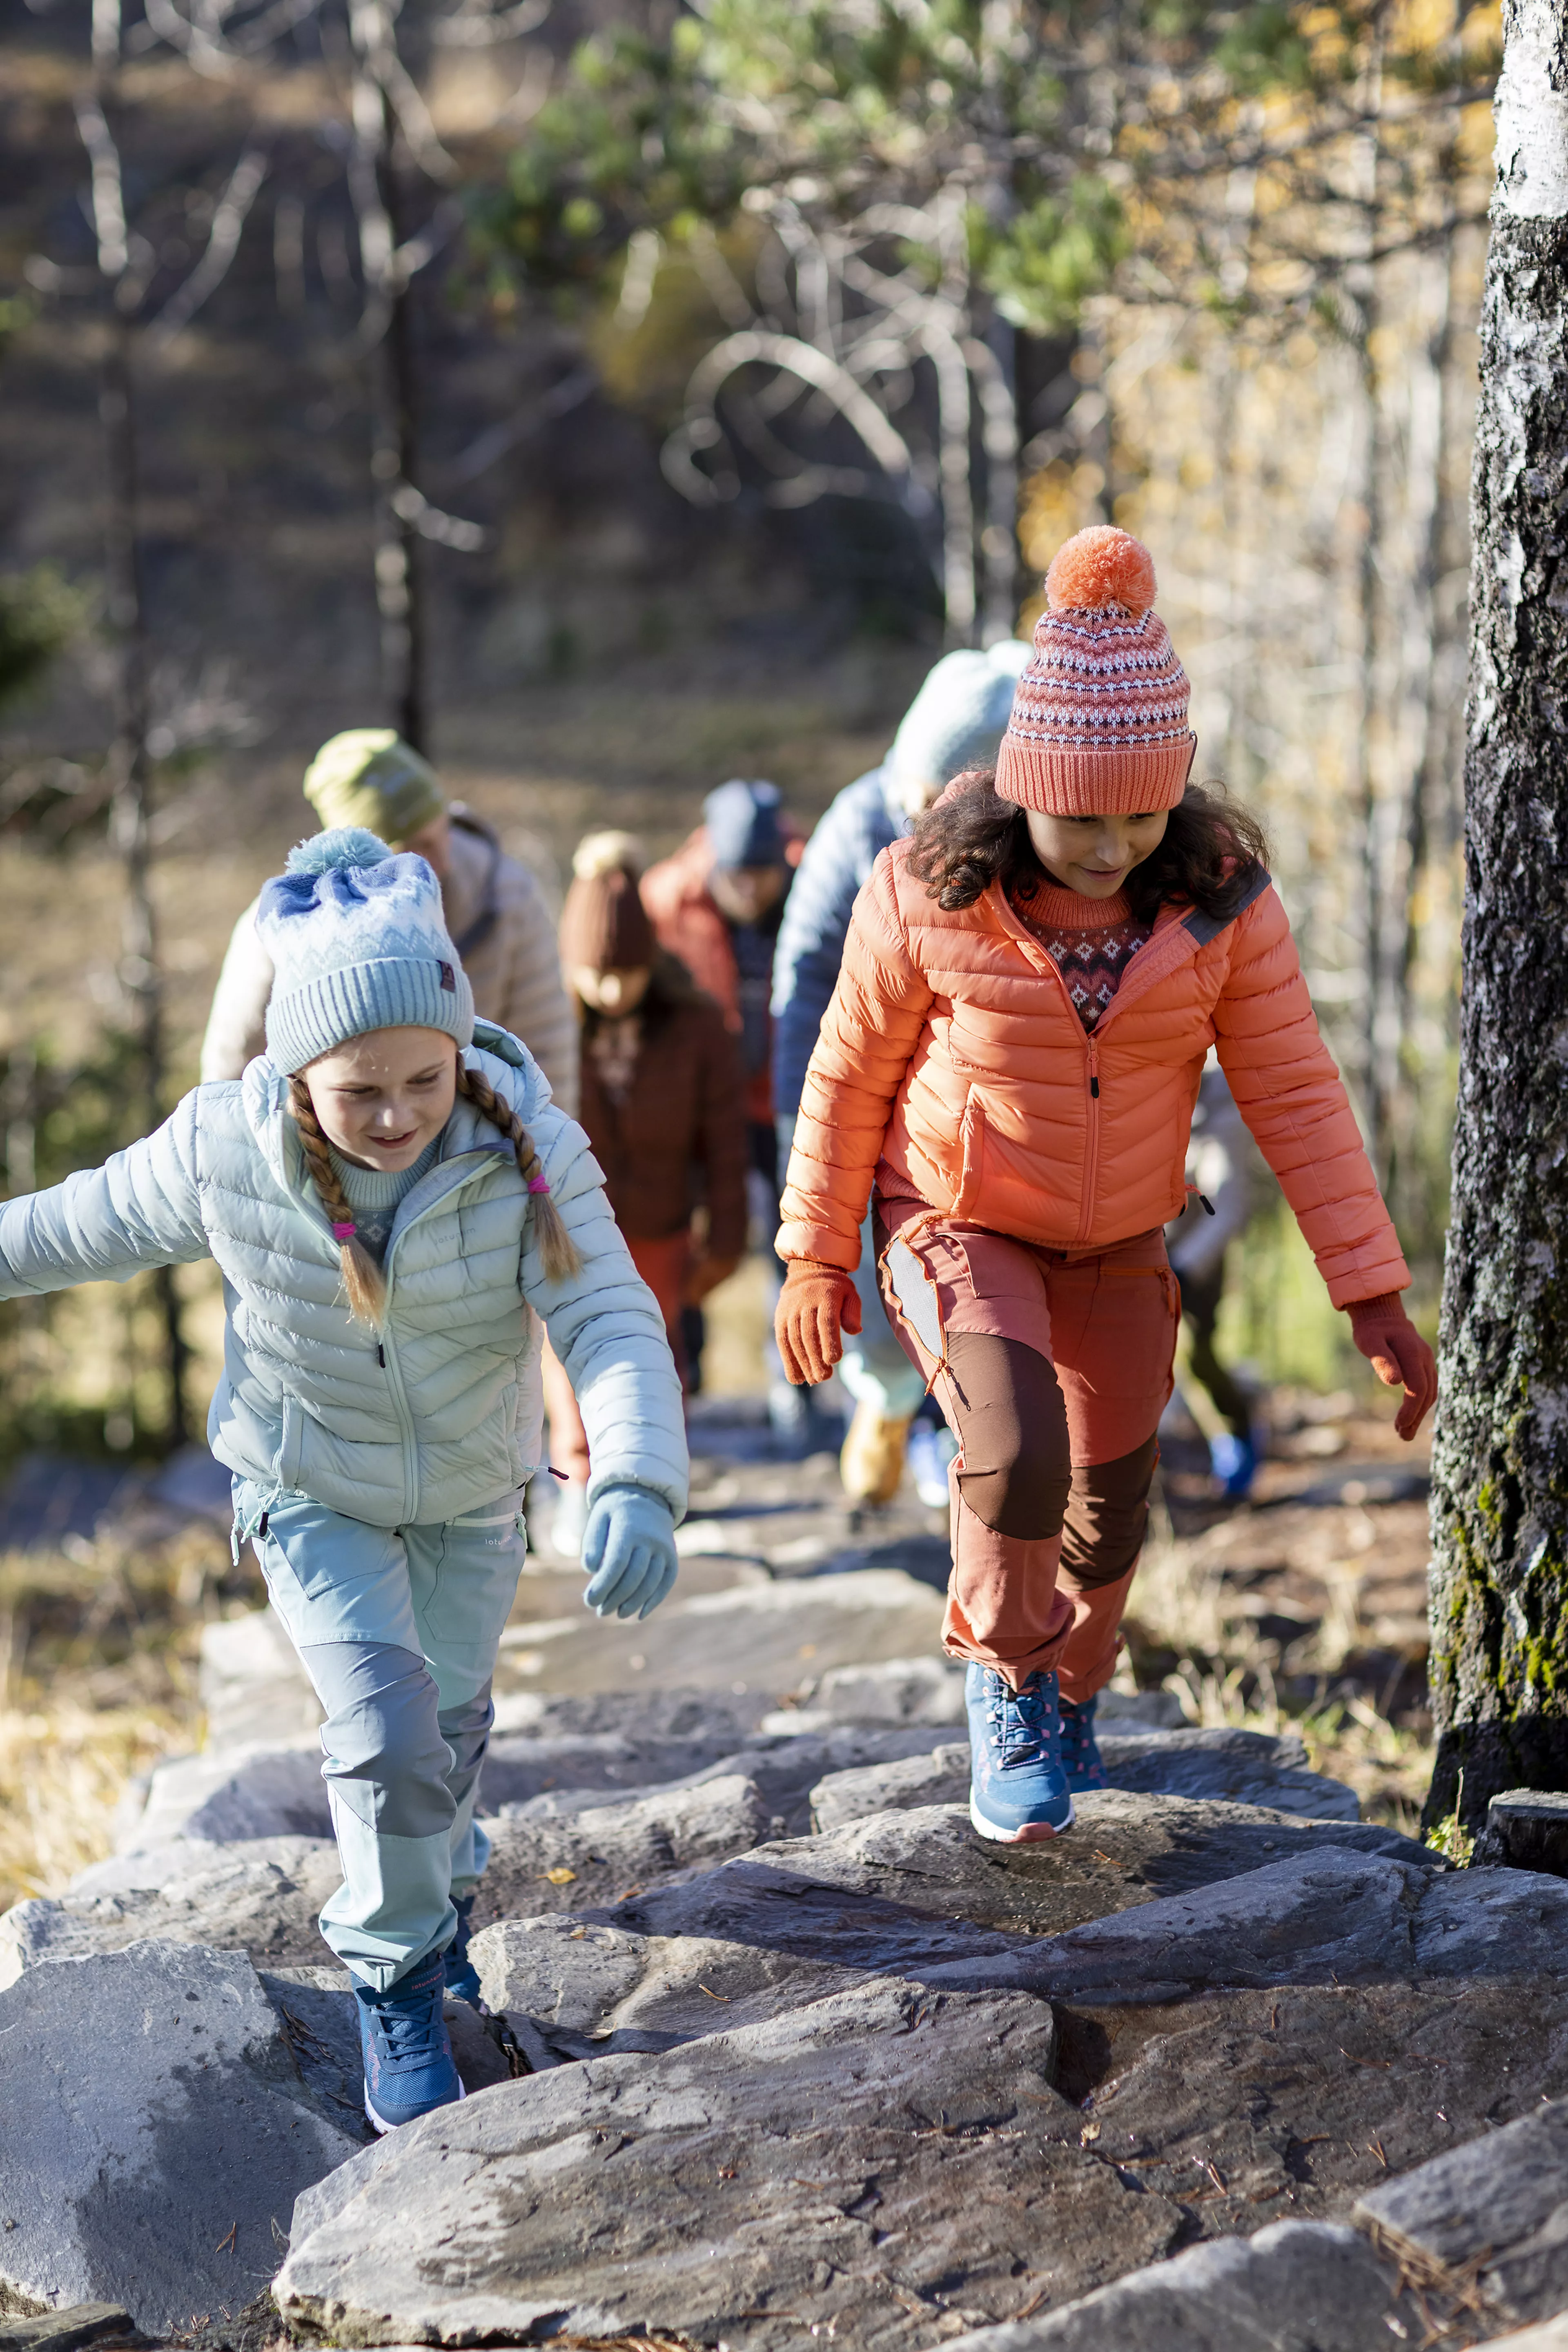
[1425,0,1568,1833]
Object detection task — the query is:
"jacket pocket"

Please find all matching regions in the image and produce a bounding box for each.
[951,1093,987,1219]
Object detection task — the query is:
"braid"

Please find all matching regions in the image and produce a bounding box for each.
[287,1075,388,1327]
[457,1062,583,1284]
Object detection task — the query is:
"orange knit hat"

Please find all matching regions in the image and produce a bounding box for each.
[995,526,1196,815]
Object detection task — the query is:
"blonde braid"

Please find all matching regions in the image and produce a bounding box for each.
[287,1075,388,1327]
[457,1062,583,1284]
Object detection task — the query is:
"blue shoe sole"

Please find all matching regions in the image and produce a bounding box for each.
[365,2075,466,2136]
[969,1790,1076,1843]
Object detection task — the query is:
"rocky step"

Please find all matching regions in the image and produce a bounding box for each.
[274,1963,1568,2352]
[809,1728,1359,1833]
[0,1941,359,2339]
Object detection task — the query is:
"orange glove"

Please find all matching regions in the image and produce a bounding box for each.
[1347,1293,1437,1441]
[775,1259,862,1386]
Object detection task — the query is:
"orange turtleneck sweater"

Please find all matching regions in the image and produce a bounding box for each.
[1006,879,1153,1031]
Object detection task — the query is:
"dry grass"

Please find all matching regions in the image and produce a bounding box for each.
[0,1517,232,1910]
[1123,1498,1435,1836]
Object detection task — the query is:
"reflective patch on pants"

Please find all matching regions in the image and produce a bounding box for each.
[883,1235,947,1367]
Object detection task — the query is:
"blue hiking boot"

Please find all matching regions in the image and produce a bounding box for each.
[965,1663,1075,1842]
[354,1949,465,2134]
[1060,1694,1109,1793]
[1208,1429,1259,1499]
[443,1892,487,2010]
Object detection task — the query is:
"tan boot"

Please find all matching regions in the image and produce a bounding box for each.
[840,1401,915,1506]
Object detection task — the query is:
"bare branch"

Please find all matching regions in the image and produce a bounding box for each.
[388,480,488,550]
[148,145,269,344]
[665,328,927,511]
[72,95,128,280]
[442,365,596,485]
[432,0,549,46]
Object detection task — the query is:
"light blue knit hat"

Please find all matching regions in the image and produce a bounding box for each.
[885,641,1033,797]
[256,827,476,1074]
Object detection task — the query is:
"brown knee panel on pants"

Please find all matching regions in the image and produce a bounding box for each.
[1059,1436,1159,1588]
[943,1330,1157,1582]
[944,1331,1071,1539]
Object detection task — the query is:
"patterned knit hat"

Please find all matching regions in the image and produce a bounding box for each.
[256,827,475,1074]
[995,527,1195,816]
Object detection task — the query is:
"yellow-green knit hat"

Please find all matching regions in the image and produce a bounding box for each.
[301,729,446,845]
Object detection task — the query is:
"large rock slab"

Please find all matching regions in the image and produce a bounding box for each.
[470,1913,877,2060]
[1355,2094,1568,2328]
[809,1732,1359,1835]
[123,1744,328,1850]
[935,2221,1416,2352]
[470,1773,772,1927]
[491,1568,947,1703]
[496,1726,961,1838]
[0,1838,345,1982]
[199,1609,320,1749]
[0,1940,359,2336]
[1076,1977,1568,2234]
[675,1796,1429,1946]
[278,1981,1192,2348]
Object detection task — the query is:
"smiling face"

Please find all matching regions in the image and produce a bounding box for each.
[1023,807,1170,899]
[303,1027,459,1172]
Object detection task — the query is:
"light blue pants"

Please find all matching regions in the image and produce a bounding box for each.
[840,1210,928,1419]
[232,1477,525,1993]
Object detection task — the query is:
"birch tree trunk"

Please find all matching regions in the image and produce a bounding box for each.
[1425,0,1568,1834]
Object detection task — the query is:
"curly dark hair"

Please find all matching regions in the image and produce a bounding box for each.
[905,770,1270,923]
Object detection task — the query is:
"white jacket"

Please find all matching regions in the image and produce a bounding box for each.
[0,1024,683,1529]
[200,811,579,1114]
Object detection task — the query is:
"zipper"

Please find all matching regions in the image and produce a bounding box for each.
[376,1149,507,1527]
[1076,1038,1102,1245]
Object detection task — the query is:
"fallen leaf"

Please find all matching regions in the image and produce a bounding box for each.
[542,1866,577,1886]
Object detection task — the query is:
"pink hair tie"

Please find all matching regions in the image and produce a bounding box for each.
[527,1175,550,1196]
[332,1221,357,1241]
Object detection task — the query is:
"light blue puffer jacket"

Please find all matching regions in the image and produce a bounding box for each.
[0,1022,687,1530]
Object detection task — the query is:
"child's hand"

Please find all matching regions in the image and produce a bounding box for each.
[775,1259,863,1385]
[1347,1293,1438,1441]
[581,1484,679,1620]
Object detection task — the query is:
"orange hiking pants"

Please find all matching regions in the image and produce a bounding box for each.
[877,1203,1179,1699]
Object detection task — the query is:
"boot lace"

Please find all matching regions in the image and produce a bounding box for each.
[367,1978,443,2063]
[988,1674,1054,1768]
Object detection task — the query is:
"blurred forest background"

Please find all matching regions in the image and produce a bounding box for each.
[0,0,1500,1895]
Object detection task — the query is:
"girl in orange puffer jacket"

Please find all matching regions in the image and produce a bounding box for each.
[774,525,1437,1845]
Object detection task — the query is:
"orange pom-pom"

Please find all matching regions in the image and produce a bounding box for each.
[1045,526,1157,618]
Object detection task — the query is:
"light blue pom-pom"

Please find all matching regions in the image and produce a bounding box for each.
[285,826,394,877]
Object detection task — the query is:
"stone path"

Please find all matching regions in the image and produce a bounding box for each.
[1,1406,1565,2349]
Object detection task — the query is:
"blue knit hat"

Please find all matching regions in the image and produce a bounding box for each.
[704,778,786,870]
[256,827,476,1074]
[885,643,1033,802]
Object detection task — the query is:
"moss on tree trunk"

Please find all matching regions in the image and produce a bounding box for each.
[1427,0,1568,1833]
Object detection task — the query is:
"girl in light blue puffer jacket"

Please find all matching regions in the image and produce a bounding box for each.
[0,828,688,2132]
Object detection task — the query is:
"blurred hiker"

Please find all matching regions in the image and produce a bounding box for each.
[771,643,1029,1509]
[201,728,577,1114]
[774,525,1437,1848]
[0,828,684,2132]
[641,778,801,1413]
[543,832,748,1557]
[1166,1060,1267,1497]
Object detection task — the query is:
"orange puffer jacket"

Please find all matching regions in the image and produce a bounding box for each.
[777,843,1408,1310]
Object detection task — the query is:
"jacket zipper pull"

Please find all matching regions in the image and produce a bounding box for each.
[1199,1194,1216,1216]
[1088,1045,1100,1100]
[377,1342,387,1366]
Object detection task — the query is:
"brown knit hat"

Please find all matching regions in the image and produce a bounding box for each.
[560,831,655,970]
[995,526,1195,816]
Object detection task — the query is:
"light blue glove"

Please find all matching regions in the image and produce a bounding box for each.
[581,1483,679,1621]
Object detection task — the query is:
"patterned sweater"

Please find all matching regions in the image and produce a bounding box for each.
[1007,880,1152,1031]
